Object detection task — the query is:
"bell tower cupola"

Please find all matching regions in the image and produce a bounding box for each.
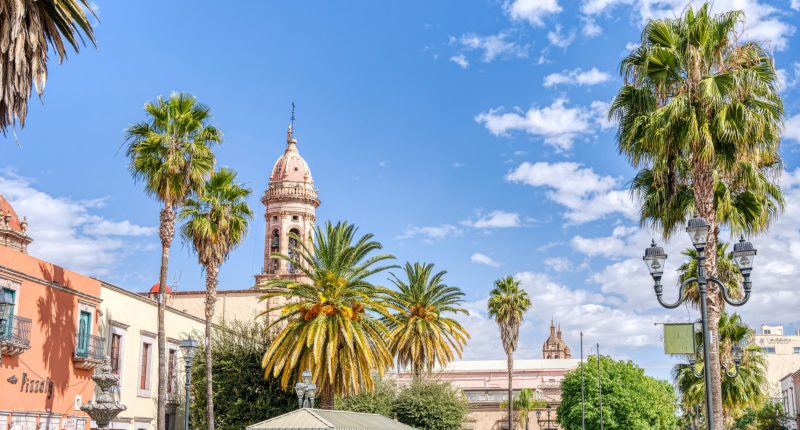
[254,121,320,287]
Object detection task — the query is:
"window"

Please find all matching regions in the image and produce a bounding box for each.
[794,347,800,354]
[292,215,299,221]
[764,346,776,354]
[764,329,771,334]
[1,288,14,337]
[76,311,91,356]
[138,336,154,397]
[167,348,177,394]
[110,334,122,374]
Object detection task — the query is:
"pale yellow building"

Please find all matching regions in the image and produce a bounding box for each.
[755,324,800,395]
[99,282,206,430]
[171,289,268,325]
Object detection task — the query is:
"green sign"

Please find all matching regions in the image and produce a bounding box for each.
[663,323,695,354]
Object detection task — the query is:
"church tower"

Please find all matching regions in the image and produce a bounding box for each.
[542,319,572,359]
[254,122,320,288]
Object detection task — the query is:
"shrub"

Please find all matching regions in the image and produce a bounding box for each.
[392,380,469,430]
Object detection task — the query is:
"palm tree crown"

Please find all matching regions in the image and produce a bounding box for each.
[488,276,532,355]
[181,168,253,268]
[126,92,220,208]
[1,0,96,132]
[260,221,397,402]
[384,262,470,377]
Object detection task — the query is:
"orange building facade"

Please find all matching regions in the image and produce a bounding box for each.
[1,199,103,430]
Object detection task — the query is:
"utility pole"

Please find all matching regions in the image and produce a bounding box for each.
[580,332,585,430]
[597,343,603,430]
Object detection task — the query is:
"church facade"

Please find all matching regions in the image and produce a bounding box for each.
[542,320,572,359]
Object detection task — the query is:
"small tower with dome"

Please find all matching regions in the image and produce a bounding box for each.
[543,319,572,359]
[255,122,320,287]
[0,194,32,253]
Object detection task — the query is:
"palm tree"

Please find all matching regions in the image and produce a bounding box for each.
[610,5,783,425]
[0,0,96,133]
[488,276,532,430]
[180,168,252,430]
[260,221,397,407]
[673,313,767,427]
[383,262,470,378]
[501,388,544,430]
[125,92,220,430]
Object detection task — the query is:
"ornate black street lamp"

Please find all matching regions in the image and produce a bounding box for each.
[180,338,199,430]
[644,216,756,430]
[536,404,558,430]
[294,369,317,409]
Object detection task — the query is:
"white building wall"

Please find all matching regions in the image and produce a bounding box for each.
[99,283,206,430]
[755,326,800,396]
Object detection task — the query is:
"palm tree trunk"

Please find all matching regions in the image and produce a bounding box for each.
[157,206,176,430]
[693,160,724,429]
[204,262,219,430]
[507,352,514,430]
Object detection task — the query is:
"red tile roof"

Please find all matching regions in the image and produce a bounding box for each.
[0,194,23,231]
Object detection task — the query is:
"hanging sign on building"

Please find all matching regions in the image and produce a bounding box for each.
[663,323,696,354]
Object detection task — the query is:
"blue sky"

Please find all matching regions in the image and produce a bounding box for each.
[2,0,800,379]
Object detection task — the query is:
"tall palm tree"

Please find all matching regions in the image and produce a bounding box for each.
[488,276,532,430]
[125,92,220,430]
[501,388,544,430]
[260,221,397,407]
[673,313,767,427]
[180,168,252,430]
[610,5,783,425]
[0,0,96,133]
[383,262,470,378]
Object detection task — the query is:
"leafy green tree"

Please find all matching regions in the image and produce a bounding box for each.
[393,380,469,430]
[558,355,677,430]
[126,92,220,430]
[190,320,296,430]
[733,401,793,430]
[261,221,397,407]
[610,4,785,425]
[384,262,470,378]
[335,379,398,417]
[0,0,96,133]
[501,388,544,430]
[674,313,767,426]
[488,276,532,430]
[181,168,253,430]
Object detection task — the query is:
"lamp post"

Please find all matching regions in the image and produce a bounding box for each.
[180,338,198,430]
[0,293,11,366]
[643,216,756,430]
[294,369,317,409]
[536,404,558,430]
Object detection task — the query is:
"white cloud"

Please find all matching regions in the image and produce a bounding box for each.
[625,41,640,51]
[547,25,576,48]
[0,172,156,276]
[505,161,637,223]
[543,67,611,87]
[456,32,528,63]
[785,114,800,144]
[475,99,604,151]
[471,252,501,267]
[582,18,603,37]
[463,210,521,229]
[504,0,562,26]
[397,224,461,241]
[449,54,469,69]
[544,256,573,272]
[581,0,633,15]
[792,0,800,10]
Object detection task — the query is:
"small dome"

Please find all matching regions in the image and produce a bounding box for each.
[0,194,23,232]
[149,282,172,294]
[270,124,314,183]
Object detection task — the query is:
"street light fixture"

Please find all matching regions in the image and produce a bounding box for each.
[294,369,317,409]
[536,404,558,430]
[643,216,757,430]
[180,338,199,430]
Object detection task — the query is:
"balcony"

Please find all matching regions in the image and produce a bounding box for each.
[73,333,106,370]
[0,315,32,356]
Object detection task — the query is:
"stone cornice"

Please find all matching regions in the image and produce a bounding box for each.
[0,265,102,303]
